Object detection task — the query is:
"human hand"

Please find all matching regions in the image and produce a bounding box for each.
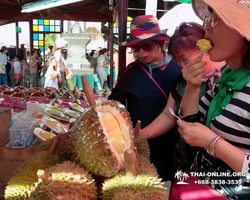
[177,120,217,148]
[182,55,206,89]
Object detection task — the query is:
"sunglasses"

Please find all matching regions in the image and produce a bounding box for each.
[131,43,155,52]
[203,8,221,28]
[177,22,204,34]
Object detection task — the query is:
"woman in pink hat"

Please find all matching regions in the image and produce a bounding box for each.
[170,0,250,199]
[109,15,181,183]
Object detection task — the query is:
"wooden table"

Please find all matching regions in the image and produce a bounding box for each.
[0,143,36,199]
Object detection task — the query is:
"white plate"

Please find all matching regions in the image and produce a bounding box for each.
[64,109,81,118]
[34,127,56,141]
[68,102,84,113]
[44,108,70,122]
[41,115,68,134]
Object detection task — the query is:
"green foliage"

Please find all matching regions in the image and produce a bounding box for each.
[44,34,58,51]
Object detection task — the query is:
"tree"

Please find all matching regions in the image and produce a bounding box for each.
[45,34,58,51]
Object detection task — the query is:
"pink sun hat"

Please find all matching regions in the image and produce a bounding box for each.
[121,15,170,46]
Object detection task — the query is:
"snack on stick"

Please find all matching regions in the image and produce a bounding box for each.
[196,39,212,55]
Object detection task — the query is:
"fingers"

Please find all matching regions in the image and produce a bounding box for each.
[186,55,203,67]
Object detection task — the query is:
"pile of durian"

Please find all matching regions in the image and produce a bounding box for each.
[5,100,168,200]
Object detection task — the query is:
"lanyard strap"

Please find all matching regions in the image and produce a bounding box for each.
[136,61,168,100]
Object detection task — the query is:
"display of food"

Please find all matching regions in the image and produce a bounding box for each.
[41,115,67,134]
[5,100,167,200]
[34,128,56,141]
[44,108,70,122]
[64,109,81,118]
[11,92,28,98]
[68,102,84,113]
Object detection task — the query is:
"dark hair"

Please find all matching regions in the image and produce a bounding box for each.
[100,48,108,55]
[0,46,7,53]
[90,52,94,56]
[15,55,20,60]
[32,49,37,55]
[168,22,205,58]
[242,39,250,70]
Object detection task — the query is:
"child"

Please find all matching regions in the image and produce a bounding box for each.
[44,57,60,89]
[21,59,30,85]
[42,59,49,77]
[10,55,21,86]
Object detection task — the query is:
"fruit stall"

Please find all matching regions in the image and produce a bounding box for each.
[0,76,168,200]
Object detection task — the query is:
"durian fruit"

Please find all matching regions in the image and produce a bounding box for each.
[102,149,168,200]
[70,100,134,177]
[135,134,150,159]
[34,161,97,200]
[135,154,157,176]
[35,133,77,162]
[55,194,82,200]
[4,151,60,200]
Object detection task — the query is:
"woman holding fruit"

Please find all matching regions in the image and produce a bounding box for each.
[170,0,250,199]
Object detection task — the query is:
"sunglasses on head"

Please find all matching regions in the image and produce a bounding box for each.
[177,22,204,34]
[131,42,156,52]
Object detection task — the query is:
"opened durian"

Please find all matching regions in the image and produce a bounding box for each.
[70,100,134,177]
[5,151,60,200]
[33,161,97,200]
[102,149,168,200]
[35,133,77,162]
[135,134,150,159]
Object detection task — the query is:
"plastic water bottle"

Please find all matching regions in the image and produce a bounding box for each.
[11,108,14,126]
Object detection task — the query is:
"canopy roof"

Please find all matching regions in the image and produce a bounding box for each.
[0,0,180,25]
[0,0,110,25]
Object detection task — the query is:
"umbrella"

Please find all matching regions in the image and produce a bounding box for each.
[159,3,202,36]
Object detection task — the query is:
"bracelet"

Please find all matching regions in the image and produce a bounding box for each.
[207,135,221,157]
[214,137,224,158]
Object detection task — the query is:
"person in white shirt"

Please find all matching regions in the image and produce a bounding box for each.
[10,55,21,86]
[46,46,53,59]
[44,57,61,89]
[0,46,8,86]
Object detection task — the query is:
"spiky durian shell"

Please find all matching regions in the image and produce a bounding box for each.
[102,174,168,200]
[4,151,60,200]
[70,100,134,178]
[102,153,167,200]
[135,154,157,176]
[35,134,77,162]
[135,134,150,159]
[112,190,166,200]
[34,161,97,200]
[54,194,82,200]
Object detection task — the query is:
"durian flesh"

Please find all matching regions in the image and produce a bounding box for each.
[71,100,134,177]
[4,151,60,200]
[33,161,97,200]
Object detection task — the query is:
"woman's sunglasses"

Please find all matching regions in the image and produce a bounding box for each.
[177,22,204,34]
[131,43,155,52]
[203,7,221,28]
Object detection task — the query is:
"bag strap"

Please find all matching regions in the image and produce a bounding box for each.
[135,61,168,100]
